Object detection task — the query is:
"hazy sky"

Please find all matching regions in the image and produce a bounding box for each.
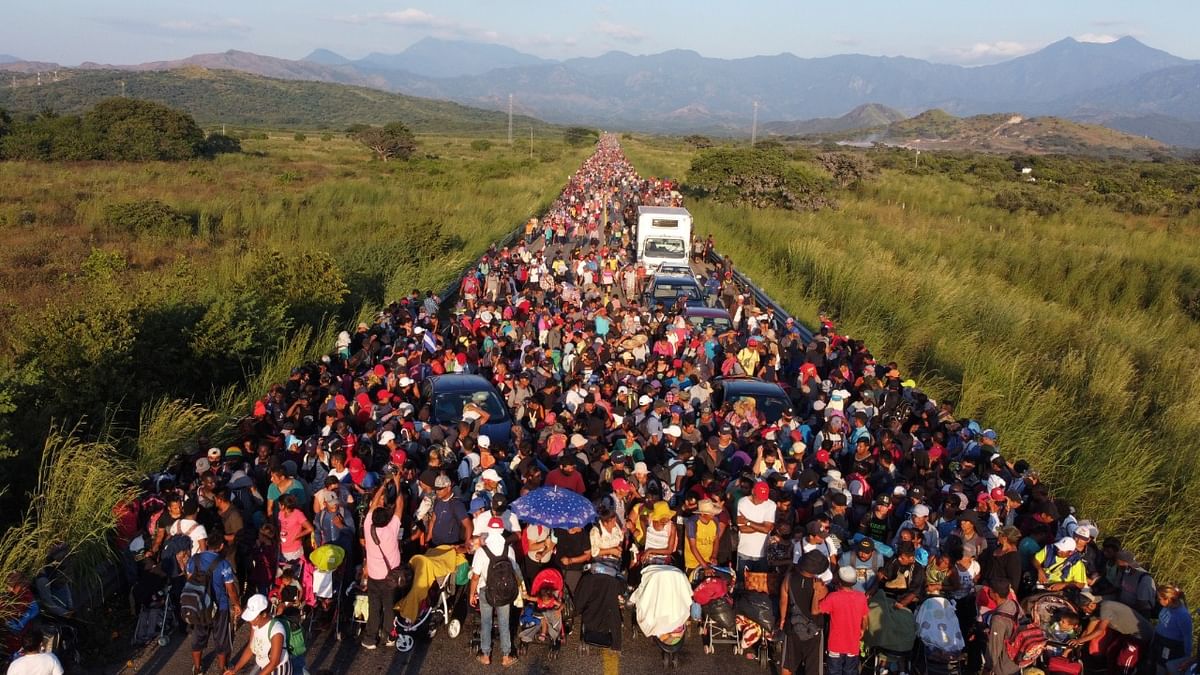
[4,0,1198,66]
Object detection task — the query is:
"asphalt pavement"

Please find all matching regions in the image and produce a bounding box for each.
[119,610,778,675]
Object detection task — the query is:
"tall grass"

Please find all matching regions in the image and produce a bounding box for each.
[624,138,1200,603]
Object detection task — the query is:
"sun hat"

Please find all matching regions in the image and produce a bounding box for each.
[650,502,676,521]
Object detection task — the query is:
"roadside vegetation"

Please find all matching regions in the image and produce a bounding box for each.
[0,99,588,615]
[623,134,1200,604]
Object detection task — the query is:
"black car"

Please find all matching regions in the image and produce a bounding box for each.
[711,377,793,424]
[644,274,707,308]
[421,374,513,447]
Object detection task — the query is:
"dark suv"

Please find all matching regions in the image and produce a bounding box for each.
[421,374,513,448]
[711,377,794,424]
[645,274,707,308]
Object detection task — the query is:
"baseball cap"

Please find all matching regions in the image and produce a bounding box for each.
[1054,537,1076,552]
[195,458,211,473]
[912,504,931,518]
[206,447,222,461]
[638,394,653,406]
[487,517,505,531]
[815,449,831,464]
[663,425,682,438]
[481,468,501,483]
[434,474,453,489]
[379,431,396,445]
[478,435,491,449]
[241,594,269,622]
[856,538,876,553]
[611,478,632,492]
[633,462,650,475]
[752,482,770,500]
[838,566,858,585]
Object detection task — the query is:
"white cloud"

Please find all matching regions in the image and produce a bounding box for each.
[933,40,1036,65]
[1076,33,1120,44]
[595,20,645,44]
[335,8,506,44]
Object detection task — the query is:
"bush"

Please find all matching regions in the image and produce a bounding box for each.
[321,133,333,142]
[83,98,206,161]
[354,122,417,162]
[563,127,599,147]
[203,133,241,156]
[470,139,492,151]
[294,132,307,142]
[102,199,192,236]
[817,152,878,188]
[683,134,712,149]
[686,148,835,211]
[993,186,1062,216]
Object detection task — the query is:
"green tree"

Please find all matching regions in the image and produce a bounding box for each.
[353,122,417,162]
[186,282,292,383]
[202,133,242,156]
[563,127,599,147]
[683,134,712,149]
[82,98,205,161]
[254,249,349,325]
[817,152,878,189]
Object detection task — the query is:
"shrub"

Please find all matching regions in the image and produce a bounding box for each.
[470,139,493,151]
[320,133,332,142]
[294,132,307,142]
[563,127,599,147]
[102,199,192,236]
[354,122,417,162]
[993,186,1062,216]
[203,133,241,156]
[686,148,835,211]
[683,134,712,149]
[817,152,878,188]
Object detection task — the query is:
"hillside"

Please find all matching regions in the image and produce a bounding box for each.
[871,110,1169,157]
[763,103,906,136]
[0,68,548,133]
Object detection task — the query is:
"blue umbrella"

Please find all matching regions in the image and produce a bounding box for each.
[510,486,597,529]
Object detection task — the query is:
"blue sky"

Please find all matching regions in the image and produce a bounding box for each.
[4,0,1198,65]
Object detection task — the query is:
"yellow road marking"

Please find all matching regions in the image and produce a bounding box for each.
[603,648,620,675]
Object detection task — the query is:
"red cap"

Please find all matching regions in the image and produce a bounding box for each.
[373,364,386,378]
[355,393,372,409]
[752,482,770,500]
[377,389,392,403]
[990,487,1007,502]
[391,448,408,467]
[347,457,366,485]
[816,449,831,464]
[253,400,267,417]
[334,394,348,408]
[611,478,632,492]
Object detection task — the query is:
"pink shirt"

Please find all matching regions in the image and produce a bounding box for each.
[278,509,308,555]
[364,512,402,581]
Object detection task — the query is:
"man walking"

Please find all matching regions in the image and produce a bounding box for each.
[361,471,405,649]
[819,566,870,675]
[187,534,241,675]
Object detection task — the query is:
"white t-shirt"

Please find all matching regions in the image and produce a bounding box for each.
[251,619,287,668]
[169,518,207,555]
[470,533,519,589]
[6,652,64,675]
[736,497,776,558]
[472,510,520,537]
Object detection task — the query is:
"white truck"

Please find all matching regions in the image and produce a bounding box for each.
[635,206,692,272]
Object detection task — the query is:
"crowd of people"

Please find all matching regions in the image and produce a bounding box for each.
[4,135,1195,675]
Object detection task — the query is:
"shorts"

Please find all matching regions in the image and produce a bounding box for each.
[191,608,231,656]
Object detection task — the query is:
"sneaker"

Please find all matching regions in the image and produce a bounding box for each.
[384,638,396,647]
[360,641,377,650]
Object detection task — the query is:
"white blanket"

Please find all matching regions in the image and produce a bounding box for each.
[629,565,693,638]
[915,596,965,653]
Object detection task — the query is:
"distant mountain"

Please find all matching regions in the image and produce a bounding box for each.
[309,38,556,79]
[0,55,21,64]
[872,109,1168,157]
[1080,113,1200,149]
[303,49,352,66]
[1054,64,1200,122]
[763,103,906,136]
[0,68,549,133]
[77,50,385,89]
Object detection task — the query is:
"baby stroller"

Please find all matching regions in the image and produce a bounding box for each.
[518,568,573,659]
[305,544,348,640]
[394,545,469,654]
[575,555,626,653]
[864,590,917,675]
[130,556,175,648]
[913,596,967,675]
[1009,592,1084,675]
[734,589,780,667]
[629,564,692,669]
[691,566,739,654]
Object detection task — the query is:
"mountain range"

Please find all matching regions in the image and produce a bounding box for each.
[762,103,907,136]
[3,36,1200,145]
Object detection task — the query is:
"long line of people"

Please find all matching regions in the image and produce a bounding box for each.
[6,135,1194,675]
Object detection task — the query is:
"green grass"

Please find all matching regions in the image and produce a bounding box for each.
[624,135,1200,601]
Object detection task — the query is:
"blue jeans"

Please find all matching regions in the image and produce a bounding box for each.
[828,653,859,675]
[479,591,512,658]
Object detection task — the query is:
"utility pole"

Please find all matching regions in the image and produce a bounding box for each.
[36,72,41,86]
[10,75,15,91]
[508,93,514,146]
[529,125,533,160]
[120,80,126,97]
[52,70,58,82]
[750,100,760,146]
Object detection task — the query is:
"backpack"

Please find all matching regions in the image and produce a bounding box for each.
[271,616,307,657]
[1004,622,1049,669]
[159,524,198,578]
[848,472,873,505]
[179,555,222,627]
[483,542,519,606]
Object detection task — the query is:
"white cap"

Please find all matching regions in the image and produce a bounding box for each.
[823,469,843,483]
[663,425,682,438]
[838,566,858,585]
[398,402,415,415]
[633,462,649,475]
[638,394,653,406]
[195,458,211,473]
[478,435,491,449]
[570,433,588,448]
[912,505,931,518]
[397,376,414,388]
[612,414,624,427]
[241,594,269,622]
[481,468,501,483]
[379,431,396,445]
[413,326,425,335]
[1054,537,1076,552]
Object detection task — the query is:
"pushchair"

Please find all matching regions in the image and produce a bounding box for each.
[864,590,916,674]
[629,564,692,669]
[575,556,626,653]
[1009,592,1084,675]
[691,566,739,654]
[733,589,780,667]
[913,596,966,675]
[393,545,469,654]
[517,567,573,659]
[305,544,348,640]
[130,557,175,648]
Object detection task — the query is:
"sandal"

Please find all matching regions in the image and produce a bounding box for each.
[502,656,517,667]
[478,654,491,665]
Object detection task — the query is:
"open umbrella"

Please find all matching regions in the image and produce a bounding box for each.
[510,486,597,529]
